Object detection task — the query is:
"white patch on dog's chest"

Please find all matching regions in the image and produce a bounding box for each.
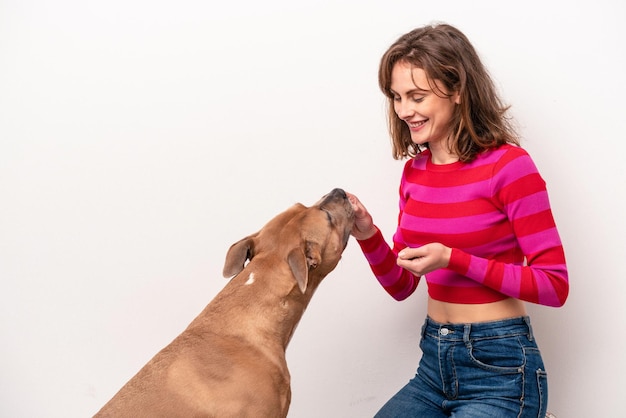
[244,272,255,285]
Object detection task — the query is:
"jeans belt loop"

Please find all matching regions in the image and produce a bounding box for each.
[524,316,534,341]
[463,323,472,344]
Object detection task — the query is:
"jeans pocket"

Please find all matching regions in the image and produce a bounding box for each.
[468,335,525,371]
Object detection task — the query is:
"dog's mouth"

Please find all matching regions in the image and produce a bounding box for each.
[332,207,355,249]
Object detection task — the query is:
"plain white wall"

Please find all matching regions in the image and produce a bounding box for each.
[1,1,624,417]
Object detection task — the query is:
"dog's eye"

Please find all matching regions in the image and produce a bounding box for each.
[321,208,333,223]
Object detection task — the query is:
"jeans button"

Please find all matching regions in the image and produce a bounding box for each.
[440,327,450,336]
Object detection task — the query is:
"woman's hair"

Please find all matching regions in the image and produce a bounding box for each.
[378,23,519,161]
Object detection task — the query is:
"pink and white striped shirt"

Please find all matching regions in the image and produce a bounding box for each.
[357,144,569,307]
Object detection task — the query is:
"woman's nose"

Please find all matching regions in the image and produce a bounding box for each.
[395,100,413,119]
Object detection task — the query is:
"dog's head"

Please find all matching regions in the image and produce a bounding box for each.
[222,188,355,294]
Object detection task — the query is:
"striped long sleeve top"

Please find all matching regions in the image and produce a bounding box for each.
[357,144,569,307]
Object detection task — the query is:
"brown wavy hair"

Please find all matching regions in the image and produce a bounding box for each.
[378,23,519,161]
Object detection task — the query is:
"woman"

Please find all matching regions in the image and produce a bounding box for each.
[348,23,568,417]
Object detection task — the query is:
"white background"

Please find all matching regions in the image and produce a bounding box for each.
[1,1,625,417]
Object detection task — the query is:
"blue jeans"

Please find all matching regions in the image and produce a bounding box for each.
[375,316,548,417]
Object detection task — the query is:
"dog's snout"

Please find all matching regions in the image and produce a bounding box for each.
[328,188,347,199]
[318,188,349,207]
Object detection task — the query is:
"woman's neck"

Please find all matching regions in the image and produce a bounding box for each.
[428,142,459,165]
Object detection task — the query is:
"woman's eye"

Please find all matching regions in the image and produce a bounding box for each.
[412,96,425,103]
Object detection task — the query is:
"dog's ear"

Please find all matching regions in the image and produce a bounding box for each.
[287,241,322,293]
[288,247,308,293]
[223,236,254,278]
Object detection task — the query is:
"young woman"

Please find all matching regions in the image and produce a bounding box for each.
[348,23,568,417]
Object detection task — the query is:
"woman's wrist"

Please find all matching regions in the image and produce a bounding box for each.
[353,225,379,242]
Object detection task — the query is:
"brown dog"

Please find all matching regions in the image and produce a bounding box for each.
[94,188,355,418]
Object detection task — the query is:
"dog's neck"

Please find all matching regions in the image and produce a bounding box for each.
[189,261,325,352]
[239,265,324,350]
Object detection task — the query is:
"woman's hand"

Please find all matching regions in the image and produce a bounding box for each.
[346,192,378,241]
[397,243,452,276]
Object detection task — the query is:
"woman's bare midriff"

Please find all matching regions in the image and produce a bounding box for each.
[427,297,527,324]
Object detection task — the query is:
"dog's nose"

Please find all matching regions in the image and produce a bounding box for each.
[329,188,347,199]
[318,188,349,208]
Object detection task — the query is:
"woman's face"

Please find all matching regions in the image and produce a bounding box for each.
[390,61,460,154]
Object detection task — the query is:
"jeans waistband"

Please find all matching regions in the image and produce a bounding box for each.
[423,315,534,342]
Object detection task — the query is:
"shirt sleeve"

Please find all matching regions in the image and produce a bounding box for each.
[356,226,421,301]
[356,159,422,301]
